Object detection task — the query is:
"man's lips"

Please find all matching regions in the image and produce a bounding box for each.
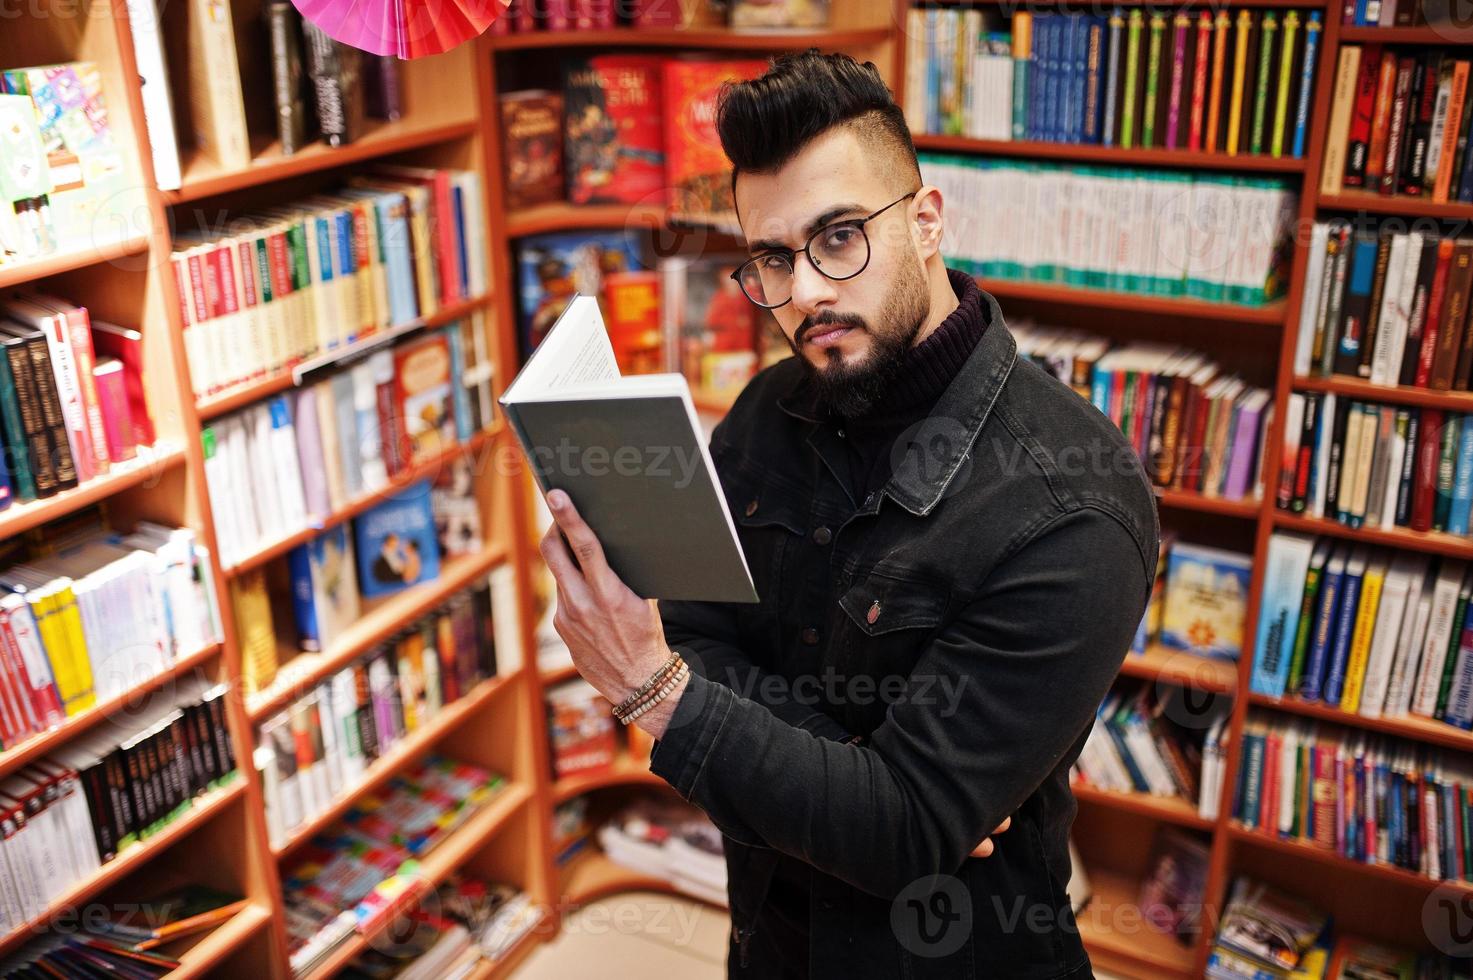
[805,325,853,349]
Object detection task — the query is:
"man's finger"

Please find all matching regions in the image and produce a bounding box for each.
[970,838,995,858]
[546,490,617,591]
[540,523,591,607]
[994,816,1011,835]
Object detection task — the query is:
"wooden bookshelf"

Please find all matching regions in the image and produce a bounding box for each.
[1336,25,1470,43]
[1072,782,1215,831]
[488,26,893,51]
[1228,823,1473,893]
[975,277,1290,325]
[0,442,186,540]
[1273,510,1473,560]
[504,201,669,239]
[0,234,153,292]
[914,133,1311,173]
[1118,643,1240,694]
[1247,690,1473,752]
[1073,865,1197,980]
[1153,487,1263,520]
[552,747,666,805]
[1317,190,1473,220]
[165,901,276,980]
[1292,373,1473,412]
[558,847,695,908]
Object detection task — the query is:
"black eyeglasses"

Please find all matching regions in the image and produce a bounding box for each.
[730,190,921,309]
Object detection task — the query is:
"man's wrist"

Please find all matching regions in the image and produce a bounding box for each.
[633,671,689,740]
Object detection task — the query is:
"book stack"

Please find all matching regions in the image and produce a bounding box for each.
[1340,0,1472,26]
[200,320,488,567]
[1322,46,1473,202]
[904,7,1323,159]
[81,884,249,951]
[280,756,507,976]
[1275,395,1473,536]
[255,585,500,848]
[1073,680,1229,817]
[1255,534,1473,731]
[920,154,1297,306]
[545,678,616,780]
[1294,223,1473,388]
[0,678,237,933]
[1234,709,1473,883]
[0,63,146,264]
[1020,328,1275,502]
[0,294,161,509]
[0,521,222,728]
[1326,936,1470,978]
[0,936,184,977]
[1206,877,1330,979]
[596,798,728,907]
[174,168,487,400]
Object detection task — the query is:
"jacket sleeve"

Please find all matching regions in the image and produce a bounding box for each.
[649,507,1152,899]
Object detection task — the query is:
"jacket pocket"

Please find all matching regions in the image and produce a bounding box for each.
[838,567,949,636]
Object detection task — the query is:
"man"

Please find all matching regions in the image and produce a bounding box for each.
[540,51,1159,979]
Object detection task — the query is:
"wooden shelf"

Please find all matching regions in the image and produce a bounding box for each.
[489,26,892,51]
[553,748,664,804]
[1247,691,1473,752]
[222,429,498,577]
[1228,823,1473,893]
[505,201,669,238]
[1072,782,1215,830]
[0,780,246,958]
[466,908,552,980]
[246,546,510,723]
[914,134,1309,173]
[164,119,479,204]
[272,672,521,859]
[297,783,533,980]
[1272,509,1473,561]
[1075,865,1197,980]
[1119,643,1239,694]
[1292,373,1473,412]
[1337,25,1470,43]
[1317,191,1473,221]
[975,277,1290,325]
[0,442,187,540]
[1153,486,1263,519]
[539,661,580,687]
[165,901,275,980]
[0,642,220,783]
[195,295,491,420]
[0,234,151,291]
[558,847,697,908]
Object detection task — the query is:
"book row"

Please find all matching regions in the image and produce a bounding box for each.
[489,0,826,32]
[0,678,237,936]
[903,7,1322,159]
[596,798,727,908]
[920,153,1296,305]
[1234,710,1473,883]
[0,62,145,266]
[199,321,490,568]
[0,522,222,733]
[174,167,488,399]
[280,756,507,976]
[1018,326,1273,502]
[1294,223,1473,390]
[1277,396,1473,537]
[501,56,763,226]
[1256,534,1473,730]
[0,294,158,508]
[254,581,501,849]
[1322,45,1473,203]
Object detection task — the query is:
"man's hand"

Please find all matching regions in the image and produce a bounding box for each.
[540,489,687,736]
[970,816,1012,858]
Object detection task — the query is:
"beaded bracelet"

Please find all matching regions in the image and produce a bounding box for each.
[619,661,690,726]
[611,651,683,722]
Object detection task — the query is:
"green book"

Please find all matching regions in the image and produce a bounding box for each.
[1271,11,1300,158]
[1249,12,1279,155]
[1435,415,1460,532]
[0,334,37,503]
[1142,12,1167,148]
[1121,9,1144,148]
[1286,540,1333,696]
[1436,576,1472,718]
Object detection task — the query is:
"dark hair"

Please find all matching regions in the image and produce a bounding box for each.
[716,50,920,192]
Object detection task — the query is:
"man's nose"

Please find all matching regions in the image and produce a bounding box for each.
[790,251,837,318]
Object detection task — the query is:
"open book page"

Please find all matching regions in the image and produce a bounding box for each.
[501,295,620,403]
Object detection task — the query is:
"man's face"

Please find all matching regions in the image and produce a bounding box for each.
[734,128,932,415]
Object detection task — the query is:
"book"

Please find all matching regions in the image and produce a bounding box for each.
[87,884,247,950]
[499,90,563,211]
[515,230,646,362]
[392,332,457,467]
[287,524,361,654]
[662,60,766,226]
[352,485,442,599]
[500,295,757,603]
[182,0,250,170]
[563,56,664,206]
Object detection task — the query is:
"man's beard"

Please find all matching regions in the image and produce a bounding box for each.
[796,261,930,419]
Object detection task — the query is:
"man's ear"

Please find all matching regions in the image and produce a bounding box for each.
[912,185,945,260]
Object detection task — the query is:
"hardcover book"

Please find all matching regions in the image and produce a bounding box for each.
[353,484,442,599]
[563,56,664,206]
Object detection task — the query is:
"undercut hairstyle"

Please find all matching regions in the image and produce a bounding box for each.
[715,50,921,197]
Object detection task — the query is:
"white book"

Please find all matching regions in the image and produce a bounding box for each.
[1295,223,1331,376]
[256,742,285,850]
[314,681,344,799]
[1378,409,1408,530]
[1386,567,1435,717]
[1276,723,1300,835]
[1382,231,1425,386]
[352,357,389,493]
[1359,552,1424,716]
[1412,562,1469,717]
[185,0,251,170]
[245,403,286,544]
[201,422,242,565]
[1369,234,1410,385]
[266,397,309,534]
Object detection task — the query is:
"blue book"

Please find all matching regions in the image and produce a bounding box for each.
[313,215,338,348]
[1045,15,1063,140]
[1292,13,1322,159]
[359,189,419,326]
[1442,621,1473,729]
[1237,731,1266,827]
[1082,16,1107,143]
[1353,0,1370,27]
[353,482,442,599]
[1322,546,1369,706]
[1251,532,1317,698]
[1301,544,1347,701]
[1061,16,1080,143]
[1448,416,1473,535]
[1336,240,1381,375]
[1101,9,1124,147]
[452,184,470,300]
[286,524,360,653]
[926,9,941,136]
[1028,14,1047,140]
[442,323,474,445]
[333,209,357,343]
[1460,124,1473,203]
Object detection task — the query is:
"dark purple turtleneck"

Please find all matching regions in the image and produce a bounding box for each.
[833,268,990,501]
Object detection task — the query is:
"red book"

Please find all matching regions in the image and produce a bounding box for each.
[1188,12,1212,150]
[1364,50,1399,189]
[235,239,264,379]
[92,357,136,463]
[564,56,665,205]
[90,320,155,448]
[1260,729,1281,832]
[1380,57,1416,195]
[1412,407,1444,531]
[0,597,63,729]
[1415,239,1456,387]
[1311,740,1338,849]
[1344,44,1384,189]
[266,232,299,366]
[663,60,767,223]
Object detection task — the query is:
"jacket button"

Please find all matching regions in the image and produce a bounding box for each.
[745,499,758,517]
[800,627,820,645]
[811,526,832,545]
[867,601,881,625]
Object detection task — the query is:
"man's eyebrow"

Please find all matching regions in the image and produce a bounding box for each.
[746,202,869,254]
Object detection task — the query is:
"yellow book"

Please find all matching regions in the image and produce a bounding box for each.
[1012,11,1032,59]
[1206,10,1231,153]
[1226,9,1254,156]
[397,633,423,732]
[1321,45,1362,196]
[26,587,76,715]
[1341,554,1387,713]
[233,568,278,696]
[50,579,95,714]
[1271,11,1300,158]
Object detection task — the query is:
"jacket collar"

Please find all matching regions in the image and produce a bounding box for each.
[776,283,1018,517]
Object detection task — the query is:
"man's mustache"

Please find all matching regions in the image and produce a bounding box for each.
[796,313,868,346]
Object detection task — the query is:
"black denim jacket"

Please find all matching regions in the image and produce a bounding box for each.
[649,282,1161,979]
